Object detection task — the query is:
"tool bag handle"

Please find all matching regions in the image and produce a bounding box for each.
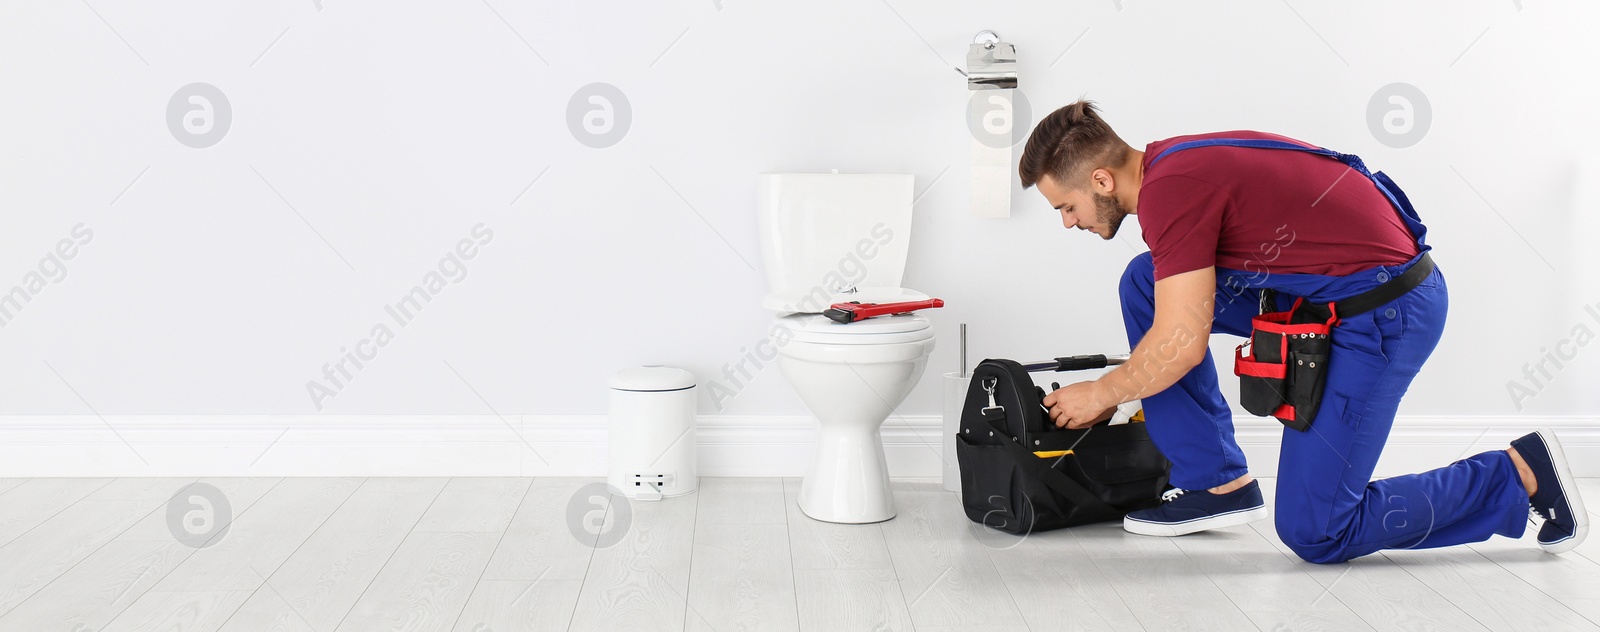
[979,409,1124,523]
[1020,354,1130,373]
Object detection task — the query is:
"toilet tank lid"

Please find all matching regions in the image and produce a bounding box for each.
[610,366,697,392]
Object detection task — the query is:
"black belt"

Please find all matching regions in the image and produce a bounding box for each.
[1259,252,1436,319]
[1336,252,1436,317]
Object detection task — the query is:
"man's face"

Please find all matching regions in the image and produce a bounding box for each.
[1036,173,1129,240]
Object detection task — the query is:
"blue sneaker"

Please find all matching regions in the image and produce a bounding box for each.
[1123,479,1269,536]
[1511,429,1589,554]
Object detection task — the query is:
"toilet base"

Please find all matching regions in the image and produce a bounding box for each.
[795,423,896,524]
[798,503,895,525]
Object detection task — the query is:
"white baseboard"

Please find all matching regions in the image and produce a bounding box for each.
[1,415,1597,478]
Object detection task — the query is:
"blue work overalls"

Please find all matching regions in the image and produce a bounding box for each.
[1119,139,1528,564]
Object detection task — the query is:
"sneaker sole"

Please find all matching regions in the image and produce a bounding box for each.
[1123,505,1269,537]
[1534,428,1589,554]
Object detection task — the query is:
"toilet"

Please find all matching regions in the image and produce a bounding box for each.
[756,173,936,524]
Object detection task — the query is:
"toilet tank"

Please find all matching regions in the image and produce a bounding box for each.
[756,173,916,313]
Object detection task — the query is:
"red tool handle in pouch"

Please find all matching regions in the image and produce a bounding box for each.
[822,298,945,324]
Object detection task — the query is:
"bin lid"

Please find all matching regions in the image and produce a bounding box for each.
[609,365,697,392]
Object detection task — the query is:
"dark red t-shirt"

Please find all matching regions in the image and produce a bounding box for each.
[1137,131,1419,281]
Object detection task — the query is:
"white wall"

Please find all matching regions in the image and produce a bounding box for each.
[2,0,1597,431]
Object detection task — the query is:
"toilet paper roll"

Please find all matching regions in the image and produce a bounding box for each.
[970,90,1015,219]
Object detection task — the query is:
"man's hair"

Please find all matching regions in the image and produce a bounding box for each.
[1018,100,1131,190]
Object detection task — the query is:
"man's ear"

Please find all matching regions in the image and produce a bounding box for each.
[1091,168,1116,195]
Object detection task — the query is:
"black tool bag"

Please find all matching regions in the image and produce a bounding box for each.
[954,357,1171,535]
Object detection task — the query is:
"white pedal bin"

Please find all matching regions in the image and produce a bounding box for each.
[607,366,699,501]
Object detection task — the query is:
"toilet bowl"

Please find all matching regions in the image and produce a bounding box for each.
[773,312,935,523]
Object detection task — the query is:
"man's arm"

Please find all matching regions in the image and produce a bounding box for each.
[1044,266,1218,429]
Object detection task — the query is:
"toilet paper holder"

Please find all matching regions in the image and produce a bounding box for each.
[962,30,1019,219]
[960,30,1016,90]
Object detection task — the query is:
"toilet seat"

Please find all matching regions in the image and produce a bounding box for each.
[774,313,933,345]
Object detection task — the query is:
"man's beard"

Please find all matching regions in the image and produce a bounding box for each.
[1092,192,1128,239]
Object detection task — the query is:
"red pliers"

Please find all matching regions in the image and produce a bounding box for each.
[822,298,945,324]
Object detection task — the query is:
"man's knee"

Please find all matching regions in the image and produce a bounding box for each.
[1276,516,1352,565]
[1120,251,1155,294]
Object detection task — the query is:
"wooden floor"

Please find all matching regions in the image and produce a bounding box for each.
[1,477,1598,631]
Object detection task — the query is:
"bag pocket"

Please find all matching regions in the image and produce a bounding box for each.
[1235,328,1289,417]
[957,433,1116,533]
[955,433,1027,534]
[1018,457,1083,530]
[1283,351,1329,431]
[1062,444,1170,510]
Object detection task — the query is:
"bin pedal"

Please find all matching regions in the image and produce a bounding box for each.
[629,473,673,501]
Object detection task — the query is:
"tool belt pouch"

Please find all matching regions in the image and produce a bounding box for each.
[1234,296,1338,432]
[954,359,1171,535]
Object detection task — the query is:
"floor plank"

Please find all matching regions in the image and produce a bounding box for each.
[686,524,798,630]
[481,478,604,582]
[114,478,284,543]
[1245,609,1377,631]
[879,489,1027,628]
[1568,598,1600,628]
[0,478,27,497]
[1299,551,1494,631]
[698,477,786,525]
[0,478,113,547]
[985,528,1144,631]
[216,581,319,632]
[413,477,531,533]
[793,569,913,632]
[1469,526,1600,606]
[1091,555,1260,631]
[102,590,254,632]
[241,477,448,630]
[781,477,894,571]
[450,579,583,632]
[0,499,159,614]
[0,541,190,630]
[1253,480,1495,631]
[336,531,498,631]
[1171,524,1358,614]
[1068,520,1187,559]
[568,487,698,632]
[1576,478,1599,512]
[152,478,364,592]
[0,479,286,628]
[1383,546,1600,631]
[683,478,796,629]
[84,477,198,502]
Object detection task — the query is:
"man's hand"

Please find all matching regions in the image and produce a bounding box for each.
[1042,381,1118,430]
[1042,267,1219,431]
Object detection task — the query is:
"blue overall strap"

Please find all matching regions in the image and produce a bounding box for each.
[1147,137,1429,248]
[1149,138,1345,166]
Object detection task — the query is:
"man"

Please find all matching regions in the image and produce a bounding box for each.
[1024,100,1587,563]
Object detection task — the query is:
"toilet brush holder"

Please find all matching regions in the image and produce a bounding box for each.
[942,371,971,493]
